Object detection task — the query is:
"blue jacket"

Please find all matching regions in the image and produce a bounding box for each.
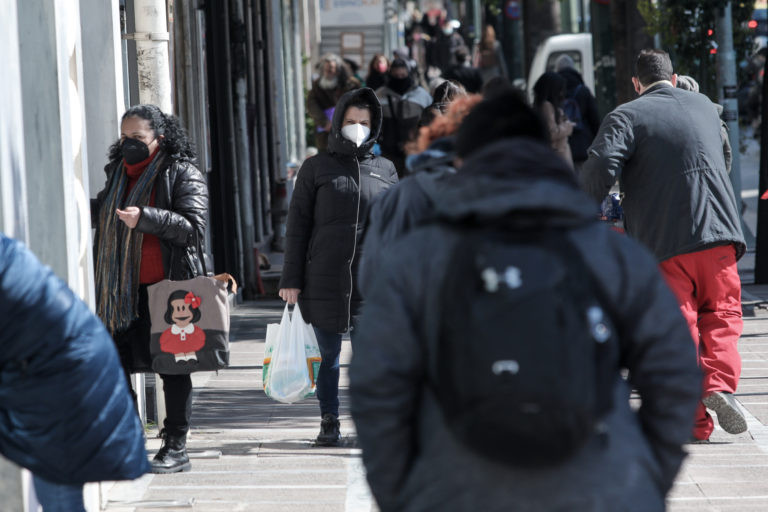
[0,234,149,484]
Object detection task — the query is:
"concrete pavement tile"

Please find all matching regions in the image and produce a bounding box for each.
[142,487,346,505]
[684,465,768,484]
[667,481,705,499]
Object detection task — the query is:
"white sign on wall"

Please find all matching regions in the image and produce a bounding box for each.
[320,0,384,26]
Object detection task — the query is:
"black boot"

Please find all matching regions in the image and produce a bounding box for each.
[316,413,341,446]
[150,430,191,474]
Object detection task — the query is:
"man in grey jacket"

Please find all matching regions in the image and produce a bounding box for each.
[582,49,747,442]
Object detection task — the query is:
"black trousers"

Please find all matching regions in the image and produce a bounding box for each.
[113,285,193,437]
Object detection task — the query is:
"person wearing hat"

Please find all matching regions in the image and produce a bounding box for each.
[350,90,701,512]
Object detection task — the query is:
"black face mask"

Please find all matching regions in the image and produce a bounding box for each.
[389,75,413,95]
[121,137,152,165]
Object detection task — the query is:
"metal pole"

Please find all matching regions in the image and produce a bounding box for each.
[133,0,172,112]
[716,3,754,251]
[231,0,258,297]
[133,0,174,429]
[473,0,482,45]
[716,3,743,212]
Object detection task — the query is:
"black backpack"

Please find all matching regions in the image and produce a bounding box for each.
[433,226,618,467]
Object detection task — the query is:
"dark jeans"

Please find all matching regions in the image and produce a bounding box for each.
[114,285,193,438]
[33,475,85,512]
[313,326,345,418]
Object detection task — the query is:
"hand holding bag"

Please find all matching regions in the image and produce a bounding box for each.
[263,304,321,404]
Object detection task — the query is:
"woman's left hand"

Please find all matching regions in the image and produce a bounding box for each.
[116,207,141,229]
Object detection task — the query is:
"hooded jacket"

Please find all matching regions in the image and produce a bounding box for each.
[350,139,700,512]
[0,234,150,484]
[558,67,601,162]
[582,83,745,262]
[280,88,398,333]
[359,136,456,292]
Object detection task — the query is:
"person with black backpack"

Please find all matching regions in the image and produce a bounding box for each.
[349,95,701,512]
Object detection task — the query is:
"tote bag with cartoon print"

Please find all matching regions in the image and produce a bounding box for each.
[147,275,233,374]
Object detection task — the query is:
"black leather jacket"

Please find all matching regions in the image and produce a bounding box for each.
[91,153,208,280]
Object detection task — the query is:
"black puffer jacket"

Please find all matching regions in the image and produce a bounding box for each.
[280,88,398,333]
[92,154,208,279]
[351,139,701,512]
[359,136,456,292]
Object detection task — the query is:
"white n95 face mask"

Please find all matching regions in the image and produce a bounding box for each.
[341,123,371,147]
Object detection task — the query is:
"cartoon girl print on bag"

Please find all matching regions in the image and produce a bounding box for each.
[159,290,206,362]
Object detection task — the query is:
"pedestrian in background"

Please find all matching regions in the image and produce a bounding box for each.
[0,233,149,511]
[351,92,701,511]
[582,49,747,443]
[278,88,397,446]
[91,104,208,473]
[444,46,483,94]
[307,53,361,152]
[473,24,508,84]
[365,54,389,91]
[417,79,467,129]
[676,74,732,174]
[344,57,365,86]
[375,58,433,176]
[427,18,467,77]
[533,71,575,168]
[555,54,600,174]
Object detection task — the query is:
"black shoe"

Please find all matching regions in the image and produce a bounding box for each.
[150,430,191,474]
[702,391,748,435]
[316,413,341,446]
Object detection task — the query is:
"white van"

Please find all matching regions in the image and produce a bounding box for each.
[526,33,594,102]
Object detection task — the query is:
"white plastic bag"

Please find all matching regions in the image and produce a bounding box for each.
[264,304,321,404]
[262,306,287,391]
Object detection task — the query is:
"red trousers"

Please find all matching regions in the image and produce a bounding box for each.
[659,244,742,440]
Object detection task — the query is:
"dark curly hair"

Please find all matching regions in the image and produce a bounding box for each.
[108,104,197,163]
[164,289,203,325]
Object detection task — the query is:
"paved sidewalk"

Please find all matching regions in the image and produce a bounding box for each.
[104,300,375,512]
[102,274,768,510]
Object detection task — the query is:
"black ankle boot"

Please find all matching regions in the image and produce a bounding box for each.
[150,430,191,474]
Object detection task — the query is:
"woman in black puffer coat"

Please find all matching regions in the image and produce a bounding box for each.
[279,87,398,446]
[91,104,207,474]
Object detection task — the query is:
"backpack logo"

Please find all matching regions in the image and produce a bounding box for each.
[492,360,520,375]
[481,266,522,292]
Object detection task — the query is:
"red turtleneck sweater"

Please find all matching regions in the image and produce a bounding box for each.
[124,148,165,284]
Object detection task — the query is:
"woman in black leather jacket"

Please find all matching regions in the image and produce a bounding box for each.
[91,104,208,474]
